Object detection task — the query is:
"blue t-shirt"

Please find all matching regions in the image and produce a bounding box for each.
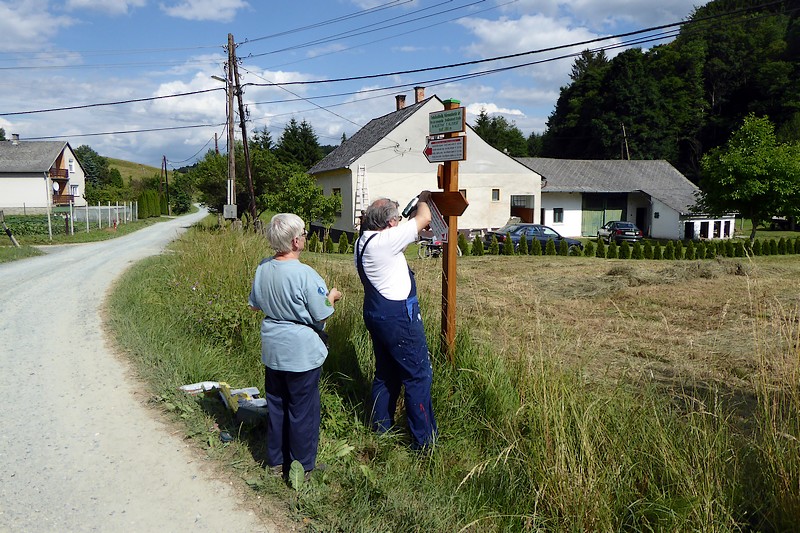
[248,257,334,372]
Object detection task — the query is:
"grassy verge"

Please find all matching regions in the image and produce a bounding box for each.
[0,244,44,263]
[107,226,800,531]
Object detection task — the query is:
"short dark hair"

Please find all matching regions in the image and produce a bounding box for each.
[361,198,399,231]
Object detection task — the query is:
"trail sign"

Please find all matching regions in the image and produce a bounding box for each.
[429,107,465,135]
[424,136,466,163]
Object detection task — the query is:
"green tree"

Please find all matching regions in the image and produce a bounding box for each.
[699,115,800,242]
[595,238,606,258]
[262,172,340,226]
[74,145,111,188]
[517,234,528,255]
[663,241,675,260]
[545,239,557,256]
[275,118,324,169]
[530,238,542,256]
[473,109,529,156]
[696,241,706,260]
[502,234,515,255]
[619,241,630,259]
[489,235,499,255]
[337,233,350,254]
[632,241,644,259]
[607,241,618,259]
[558,240,569,256]
[584,240,595,258]
[643,240,653,259]
[471,237,484,256]
[685,240,696,260]
[458,233,470,256]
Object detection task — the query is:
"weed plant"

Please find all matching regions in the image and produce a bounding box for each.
[107,226,800,531]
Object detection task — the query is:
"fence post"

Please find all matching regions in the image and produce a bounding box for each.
[107,201,111,228]
[69,201,74,235]
[86,204,89,233]
[98,201,101,229]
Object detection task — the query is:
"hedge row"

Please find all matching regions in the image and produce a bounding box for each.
[465,234,800,260]
[301,231,800,261]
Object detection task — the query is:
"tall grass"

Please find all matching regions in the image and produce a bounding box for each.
[108,226,800,531]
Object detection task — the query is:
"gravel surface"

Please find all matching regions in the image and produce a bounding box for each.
[0,210,280,532]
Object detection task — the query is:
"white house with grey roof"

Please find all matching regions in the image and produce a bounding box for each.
[515,158,736,241]
[0,136,87,214]
[309,88,541,237]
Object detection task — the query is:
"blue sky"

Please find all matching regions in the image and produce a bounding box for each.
[0,0,701,169]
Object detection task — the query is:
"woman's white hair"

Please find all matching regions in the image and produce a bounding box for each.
[266,213,305,253]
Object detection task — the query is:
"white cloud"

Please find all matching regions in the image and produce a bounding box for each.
[466,102,524,117]
[0,0,75,52]
[159,0,250,22]
[66,0,147,16]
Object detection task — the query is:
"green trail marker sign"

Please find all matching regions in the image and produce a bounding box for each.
[428,107,465,135]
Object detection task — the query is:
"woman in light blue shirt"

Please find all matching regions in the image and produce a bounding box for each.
[249,213,341,478]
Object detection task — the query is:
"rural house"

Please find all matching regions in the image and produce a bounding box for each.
[0,135,87,214]
[515,158,736,241]
[309,88,541,238]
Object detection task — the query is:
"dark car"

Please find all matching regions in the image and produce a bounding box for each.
[597,221,643,244]
[483,223,583,251]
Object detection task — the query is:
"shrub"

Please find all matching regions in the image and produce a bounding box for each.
[558,240,569,256]
[595,238,606,259]
[631,241,643,259]
[685,240,696,260]
[643,240,653,259]
[705,241,716,259]
[663,241,675,260]
[725,240,735,257]
[770,239,779,255]
[762,240,771,256]
[583,240,595,258]
[471,237,484,256]
[653,241,662,260]
[619,241,631,259]
[325,233,335,253]
[337,233,350,254]
[489,235,499,255]
[569,245,583,256]
[696,241,706,260]
[530,238,542,256]
[545,239,557,256]
[777,237,787,255]
[458,233,470,256]
[674,240,683,259]
[502,233,515,256]
[517,235,529,255]
[307,232,320,253]
[787,238,795,254]
[607,241,618,259]
[752,239,762,256]
[795,236,800,254]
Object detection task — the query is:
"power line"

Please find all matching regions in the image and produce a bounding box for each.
[0,87,223,117]
[23,123,225,140]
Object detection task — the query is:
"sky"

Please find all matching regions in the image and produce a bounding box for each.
[0,0,703,170]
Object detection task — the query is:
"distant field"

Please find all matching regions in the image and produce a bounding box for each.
[107,157,161,184]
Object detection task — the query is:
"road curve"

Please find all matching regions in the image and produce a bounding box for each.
[0,210,279,532]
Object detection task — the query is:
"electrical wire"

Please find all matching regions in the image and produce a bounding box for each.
[23,123,225,140]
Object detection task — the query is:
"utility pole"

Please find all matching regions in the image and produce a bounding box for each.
[230,34,259,226]
[162,155,171,216]
[223,33,237,220]
[621,122,631,160]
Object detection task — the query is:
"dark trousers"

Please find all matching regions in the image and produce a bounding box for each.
[365,299,437,449]
[263,365,321,471]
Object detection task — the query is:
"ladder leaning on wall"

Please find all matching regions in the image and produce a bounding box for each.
[353,164,369,230]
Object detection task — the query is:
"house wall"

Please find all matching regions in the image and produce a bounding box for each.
[316,98,540,235]
[0,174,50,210]
[61,145,87,207]
[650,198,682,240]
[540,192,583,236]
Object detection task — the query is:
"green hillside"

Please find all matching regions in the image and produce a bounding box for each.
[107,157,161,185]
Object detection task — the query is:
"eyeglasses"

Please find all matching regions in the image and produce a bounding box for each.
[296,230,307,239]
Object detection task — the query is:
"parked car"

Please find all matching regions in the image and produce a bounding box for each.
[597,221,643,244]
[483,223,583,251]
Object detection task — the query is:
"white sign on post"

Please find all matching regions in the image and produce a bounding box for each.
[428,200,448,242]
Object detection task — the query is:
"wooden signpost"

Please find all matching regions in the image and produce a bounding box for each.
[426,100,468,363]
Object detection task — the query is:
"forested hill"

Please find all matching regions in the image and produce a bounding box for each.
[540,0,799,183]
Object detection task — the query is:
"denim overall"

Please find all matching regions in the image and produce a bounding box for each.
[356,233,437,449]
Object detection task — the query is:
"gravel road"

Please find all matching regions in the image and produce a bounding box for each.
[0,210,280,532]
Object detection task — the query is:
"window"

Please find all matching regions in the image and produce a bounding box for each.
[332,188,342,216]
[491,188,500,202]
[553,208,564,224]
[68,158,75,174]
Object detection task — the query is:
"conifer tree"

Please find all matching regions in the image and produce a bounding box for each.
[517,234,528,255]
[770,239,778,255]
[696,241,706,260]
[558,240,569,256]
[777,237,787,254]
[734,241,745,257]
[530,238,542,256]
[503,234,515,255]
[337,233,349,254]
[584,240,595,258]
[619,241,630,259]
[545,239,557,255]
[632,242,644,259]
[458,233,470,256]
[472,237,484,256]
[595,238,606,258]
[325,233,335,253]
[663,241,675,260]
[674,240,683,259]
[307,232,320,253]
[607,241,618,259]
[643,240,653,259]
[752,239,762,256]
[489,235,500,255]
[653,241,662,260]
[726,240,735,257]
[685,240,695,260]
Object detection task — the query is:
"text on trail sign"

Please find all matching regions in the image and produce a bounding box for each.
[428,107,466,135]
[424,136,467,163]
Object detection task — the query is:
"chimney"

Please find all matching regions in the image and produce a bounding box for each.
[414,86,425,103]
[11,133,19,145]
[395,94,406,110]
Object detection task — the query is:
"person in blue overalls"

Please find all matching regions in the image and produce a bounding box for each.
[354,192,437,450]
[249,213,342,478]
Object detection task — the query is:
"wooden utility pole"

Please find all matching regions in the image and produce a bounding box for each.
[440,99,461,361]
[230,35,258,225]
[224,33,237,220]
[162,156,171,216]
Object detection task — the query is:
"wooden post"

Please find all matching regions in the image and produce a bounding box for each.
[440,99,460,363]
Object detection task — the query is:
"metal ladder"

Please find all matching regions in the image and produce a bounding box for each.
[353,164,369,229]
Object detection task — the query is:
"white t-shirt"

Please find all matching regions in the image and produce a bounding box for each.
[356,220,419,301]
